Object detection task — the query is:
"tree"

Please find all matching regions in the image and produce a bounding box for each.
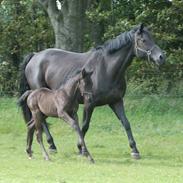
[38,0,89,51]
[87,0,111,46]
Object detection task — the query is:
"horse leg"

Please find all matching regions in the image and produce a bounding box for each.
[26,120,34,159]
[109,100,140,159]
[32,83,57,152]
[77,105,94,154]
[42,120,57,153]
[33,113,50,161]
[36,129,49,161]
[59,111,94,163]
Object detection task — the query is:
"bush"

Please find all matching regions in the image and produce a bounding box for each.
[0,61,18,96]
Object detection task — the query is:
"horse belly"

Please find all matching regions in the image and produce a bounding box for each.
[39,104,58,117]
[94,89,122,106]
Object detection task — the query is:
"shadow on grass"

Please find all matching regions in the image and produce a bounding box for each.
[94,151,183,168]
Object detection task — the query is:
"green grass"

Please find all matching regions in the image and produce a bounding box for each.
[0,96,183,183]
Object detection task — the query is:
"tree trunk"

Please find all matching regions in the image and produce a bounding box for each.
[39,0,90,52]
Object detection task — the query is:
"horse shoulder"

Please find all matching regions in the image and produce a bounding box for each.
[54,90,67,107]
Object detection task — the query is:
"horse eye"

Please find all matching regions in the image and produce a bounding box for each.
[142,39,146,43]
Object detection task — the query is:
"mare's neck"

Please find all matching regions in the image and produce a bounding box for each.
[108,42,135,83]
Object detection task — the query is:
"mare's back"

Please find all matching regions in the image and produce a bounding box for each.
[26,48,92,89]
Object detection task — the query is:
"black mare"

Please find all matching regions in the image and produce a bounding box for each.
[19,24,165,159]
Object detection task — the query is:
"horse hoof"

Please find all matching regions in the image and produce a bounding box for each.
[44,157,50,161]
[77,150,82,155]
[77,144,82,154]
[89,158,95,164]
[49,148,57,154]
[131,152,141,159]
[28,156,32,160]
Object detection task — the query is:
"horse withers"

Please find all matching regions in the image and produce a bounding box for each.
[18,68,94,162]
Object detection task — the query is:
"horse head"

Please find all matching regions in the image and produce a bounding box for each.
[133,24,166,65]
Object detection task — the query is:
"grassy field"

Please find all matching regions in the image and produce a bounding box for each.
[0,96,183,183]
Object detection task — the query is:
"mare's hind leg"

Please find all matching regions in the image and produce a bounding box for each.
[109,100,140,159]
[59,111,94,163]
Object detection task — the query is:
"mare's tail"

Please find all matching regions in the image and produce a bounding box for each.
[17,90,32,107]
[18,53,35,123]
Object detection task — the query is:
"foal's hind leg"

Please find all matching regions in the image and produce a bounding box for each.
[33,84,57,152]
[59,111,94,163]
[33,112,50,160]
[36,128,50,161]
[26,119,35,159]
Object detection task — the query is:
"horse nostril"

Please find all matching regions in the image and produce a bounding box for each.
[159,55,163,60]
[159,54,165,65]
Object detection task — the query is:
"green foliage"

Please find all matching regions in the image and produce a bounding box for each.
[87,0,183,95]
[0,62,18,96]
[0,0,54,95]
[0,0,182,95]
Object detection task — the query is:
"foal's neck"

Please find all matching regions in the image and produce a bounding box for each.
[62,75,80,98]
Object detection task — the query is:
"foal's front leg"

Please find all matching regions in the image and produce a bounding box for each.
[78,104,94,154]
[58,111,94,163]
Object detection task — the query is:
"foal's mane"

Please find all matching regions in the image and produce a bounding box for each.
[59,70,81,89]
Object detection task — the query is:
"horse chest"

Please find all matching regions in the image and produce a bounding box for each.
[94,87,123,105]
[106,88,122,99]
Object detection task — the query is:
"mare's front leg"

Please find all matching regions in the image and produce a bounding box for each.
[109,99,140,159]
[58,111,94,163]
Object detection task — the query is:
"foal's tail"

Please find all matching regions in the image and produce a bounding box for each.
[17,90,32,107]
[18,53,35,123]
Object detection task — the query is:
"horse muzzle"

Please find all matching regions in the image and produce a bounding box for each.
[153,52,166,66]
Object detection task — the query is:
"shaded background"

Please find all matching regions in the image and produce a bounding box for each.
[0,0,182,96]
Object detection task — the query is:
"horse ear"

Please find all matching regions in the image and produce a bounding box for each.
[81,68,93,78]
[81,68,87,78]
[138,23,144,34]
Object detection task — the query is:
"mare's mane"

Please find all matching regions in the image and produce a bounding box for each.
[95,30,134,54]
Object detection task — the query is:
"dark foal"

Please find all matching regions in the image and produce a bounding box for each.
[18,69,94,162]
